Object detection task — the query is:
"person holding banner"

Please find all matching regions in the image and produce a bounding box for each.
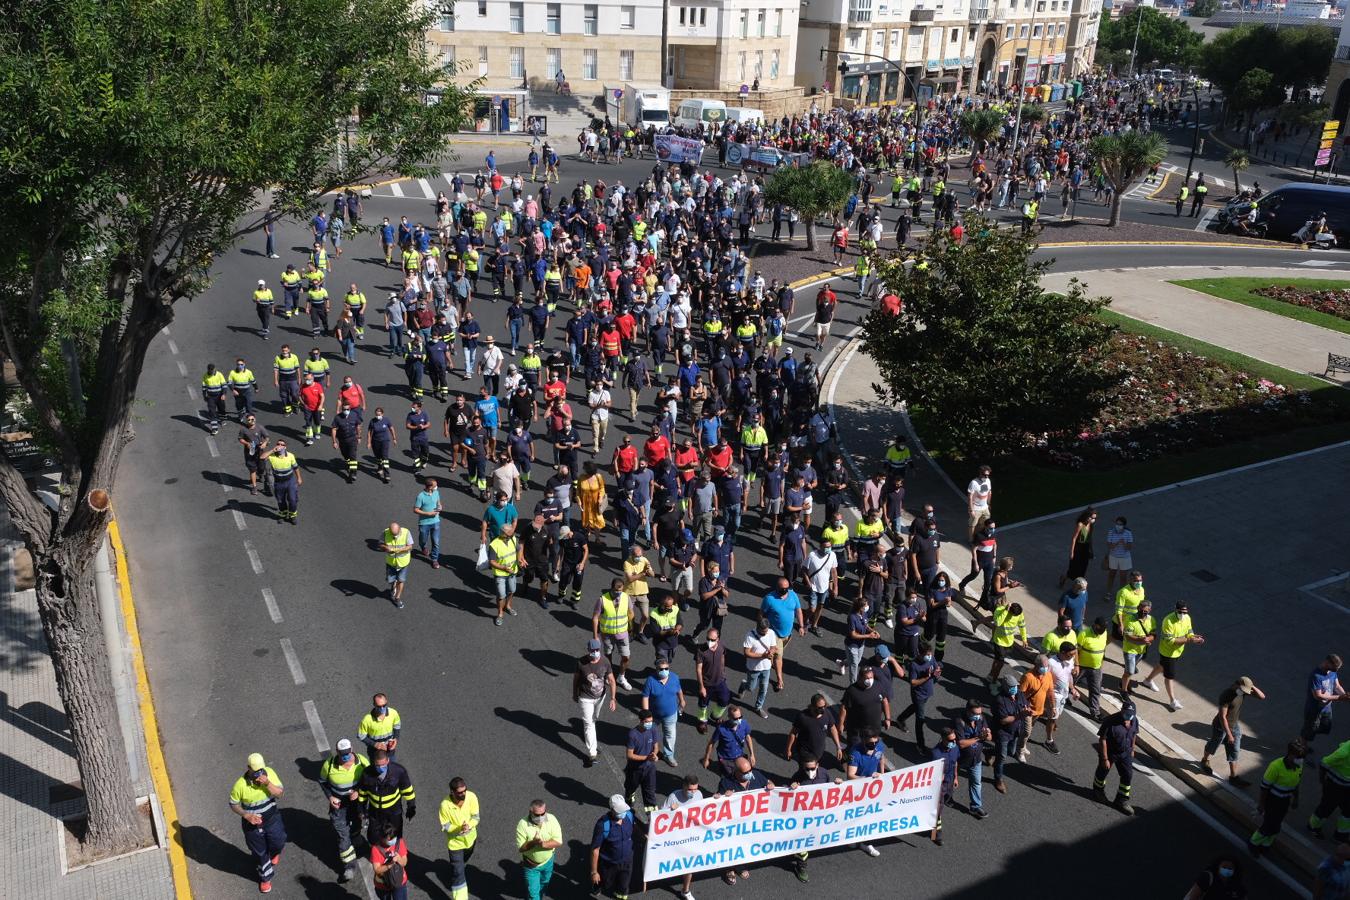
[662,776,705,900]
[930,725,961,846]
[589,795,635,900]
[714,757,774,885]
[845,729,890,857]
[787,753,841,882]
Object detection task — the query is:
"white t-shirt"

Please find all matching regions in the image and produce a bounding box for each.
[588,389,611,421]
[1048,656,1074,694]
[742,628,778,672]
[664,787,704,810]
[805,550,838,593]
[968,477,992,512]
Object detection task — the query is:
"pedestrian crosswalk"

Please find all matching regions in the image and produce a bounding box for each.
[1124,162,1180,200]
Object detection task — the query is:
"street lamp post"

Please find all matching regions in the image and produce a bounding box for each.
[1127,5,1144,77]
[1184,80,1202,185]
[1010,3,1043,150]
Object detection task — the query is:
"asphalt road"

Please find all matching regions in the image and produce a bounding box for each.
[117,167,1311,900]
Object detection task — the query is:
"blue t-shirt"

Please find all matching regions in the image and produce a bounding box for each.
[761,590,801,637]
[642,673,684,718]
[712,717,751,761]
[848,743,885,777]
[931,742,959,786]
[415,490,441,526]
[907,658,938,700]
[482,502,517,537]
[1060,589,1089,632]
[1307,669,1341,716]
[626,726,658,766]
[475,395,500,429]
[591,812,634,863]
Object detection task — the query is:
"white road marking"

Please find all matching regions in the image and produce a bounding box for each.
[167,339,179,355]
[176,361,188,377]
[390,181,404,198]
[231,509,247,531]
[1194,208,1217,232]
[303,700,330,752]
[1301,571,1349,591]
[1298,259,1338,267]
[443,172,457,186]
[217,471,233,493]
[261,587,283,623]
[161,326,171,336]
[356,859,378,900]
[244,540,264,575]
[205,436,220,458]
[1211,176,1225,187]
[185,384,196,400]
[280,638,307,685]
[417,178,435,199]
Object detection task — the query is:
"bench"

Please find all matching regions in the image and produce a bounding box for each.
[1326,353,1350,378]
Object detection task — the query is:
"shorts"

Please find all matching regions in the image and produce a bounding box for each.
[968,509,989,529]
[1051,689,1068,719]
[1160,656,1178,679]
[632,594,650,620]
[1124,652,1142,675]
[765,497,784,515]
[775,635,791,655]
[495,574,518,599]
[992,643,1010,662]
[244,453,265,475]
[602,633,631,659]
[673,568,695,596]
[386,564,409,584]
[802,496,814,516]
[766,334,783,348]
[808,590,829,611]
[1107,554,1133,571]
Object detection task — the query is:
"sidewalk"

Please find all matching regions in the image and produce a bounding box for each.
[1041,266,1350,381]
[0,509,175,900]
[825,305,1349,877]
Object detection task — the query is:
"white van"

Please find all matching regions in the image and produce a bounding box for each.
[674,98,728,131]
[724,107,765,125]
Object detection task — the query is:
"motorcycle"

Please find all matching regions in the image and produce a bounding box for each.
[1294,217,1338,249]
[1215,216,1267,238]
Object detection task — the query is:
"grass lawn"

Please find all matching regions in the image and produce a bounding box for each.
[1169,276,1350,336]
[947,311,1350,523]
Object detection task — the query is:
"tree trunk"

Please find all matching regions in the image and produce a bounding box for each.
[1232,168,1242,193]
[1108,191,1123,227]
[32,525,140,854]
[805,219,818,251]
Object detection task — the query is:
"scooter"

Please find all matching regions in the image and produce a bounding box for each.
[1294,218,1338,249]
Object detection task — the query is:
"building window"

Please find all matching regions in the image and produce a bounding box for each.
[510,47,524,77]
[585,4,598,34]
[583,48,598,79]
[679,7,686,24]
[1019,24,1028,37]
[1032,23,1042,37]
[874,30,884,50]
[440,45,456,71]
[891,29,900,46]
[546,3,561,33]
[770,49,779,79]
[950,27,959,41]
[776,9,783,36]
[739,10,748,38]
[621,5,635,28]
[1059,22,1067,35]
[619,49,634,79]
[1004,24,1013,39]
[477,0,487,15]
[478,45,489,76]
[739,51,746,81]
[700,7,707,25]
[509,3,524,32]
[757,8,765,37]
[547,48,562,78]
[438,12,455,31]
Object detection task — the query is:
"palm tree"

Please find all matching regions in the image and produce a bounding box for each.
[1223,149,1250,193]
[1088,131,1168,227]
[959,108,1005,156]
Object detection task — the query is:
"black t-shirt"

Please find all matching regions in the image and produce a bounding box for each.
[239,424,268,456]
[790,708,838,762]
[912,531,941,569]
[522,522,551,565]
[655,507,684,545]
[841,684,885,736]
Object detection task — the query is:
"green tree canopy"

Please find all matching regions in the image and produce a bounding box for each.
[1087,131,1167,226]
[1190,0,1220,18]
[763,161,856,251]
[863,223,1118,458]
[1202,24,1334,96]
[0,0,472,855]
[1098,7,1203,70]
[1229,68,1286,118]
[959,108,1005,154]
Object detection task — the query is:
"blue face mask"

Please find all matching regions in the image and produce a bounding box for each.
[1038,666,1048,674]
[657,669,670,680]
[340,752,353,763]
[375,764,388,775]
[1218,867,1235,879]
[642,721,654,731]
[947,741,957,750]
[923,655,933,663]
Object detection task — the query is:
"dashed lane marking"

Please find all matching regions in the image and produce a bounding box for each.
[176,361,188,377]
[261,588,283,624]
[390,181,404,198]
[280,638,307,685]
[205,436,220,458]
[231,509,247,531]
[244,540,264,575]
[302,700,330,752]
[167,339,179,355]
[417,178,435,199]
[1194,208,1217,232]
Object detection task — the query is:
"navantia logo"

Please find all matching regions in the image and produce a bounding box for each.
[704,109,725,122]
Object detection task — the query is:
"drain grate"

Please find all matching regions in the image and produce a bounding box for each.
[1191,569,1220,583]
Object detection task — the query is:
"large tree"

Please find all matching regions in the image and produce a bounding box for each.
[1098,7,1203,71]
[1087,131,1167,227]
[1202,24,1335,99]
[0,0,472,856]
[959,108,1005,155]
[863,223,1118,458]
[763,161,856,251]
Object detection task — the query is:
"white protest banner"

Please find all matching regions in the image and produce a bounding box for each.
[643,760,943,882]
[654,134,706,164]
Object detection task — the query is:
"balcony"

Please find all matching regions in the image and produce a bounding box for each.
[910,8,935,22]
[1337,43,1350,62]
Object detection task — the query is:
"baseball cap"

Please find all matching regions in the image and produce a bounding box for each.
[876,645,892,660]
[247,752,266,770]
[257,279,266,286]
[609,794,631,814]
[587,638,603,651]
[336,738,352,752]
[1236,676,1255,694]
[559,525,572,538]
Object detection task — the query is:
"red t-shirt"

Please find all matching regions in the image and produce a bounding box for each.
[544,380,567,403]
[881,294,902,316]
[707,444,733,476]
[643,435,671,466]
[614,444,638,474]
[300,383,325,412]
[614,313,636,341]
[675,446,700,481]
[340,384,365,410]
[370,838,408,889]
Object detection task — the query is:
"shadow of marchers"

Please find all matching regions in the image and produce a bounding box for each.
[519,646,577,677]
[497,706,588,761]
[0,692,73,756]
[179,822,256,880]
[330,578,383,600]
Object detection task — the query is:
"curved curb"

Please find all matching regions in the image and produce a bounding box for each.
[108,520,192,899]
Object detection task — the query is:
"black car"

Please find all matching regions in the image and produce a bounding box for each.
[1219,184,1350,242]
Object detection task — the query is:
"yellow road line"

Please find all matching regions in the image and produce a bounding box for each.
[1147,171,1175,200]
[108,519,192,900]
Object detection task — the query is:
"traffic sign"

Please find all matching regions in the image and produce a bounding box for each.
[739,83,749,96]
[614,88,623,99]
[492,94,502,106]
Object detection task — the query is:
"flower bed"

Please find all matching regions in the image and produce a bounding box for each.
[1032,332,1344,469]
[1254,284,1350,322]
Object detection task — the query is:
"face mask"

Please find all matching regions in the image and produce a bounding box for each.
[530,814,546,825]
[805,767,818,777]
[707,640,718,649]
[715,535,724,543]
[375,765,388,775]
[1122,714,1135,722]
[866,742,878,751]
[642,721,654,731]
[1218,867,1235,879]
[1007,687,1018,697]
[236,364,245,370]
[385,838,397,847]
[375,414,383,420]
[589,651,601,660]
[923,654,934,663]
[1038,666,1048,674]
[739,773,752,783]
[657,669,670,680]
[339,752,353,763]
[863,678,874,689]
[814,707,826,717]
[947,740,957,750]
[373,706,386,717]
[969,713,982,723]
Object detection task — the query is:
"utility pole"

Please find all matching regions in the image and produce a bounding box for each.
[1127,4,1143,77]
[1184,81,1202,184]
[660,0,670,88]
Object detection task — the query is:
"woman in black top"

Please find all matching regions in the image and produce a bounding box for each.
[1059,507,1096,588]
[1183,857,1247,900]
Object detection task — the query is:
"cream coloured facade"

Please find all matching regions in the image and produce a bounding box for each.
[796,0,1079,102]
[424,0,663,98]
[665,2,800,91]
